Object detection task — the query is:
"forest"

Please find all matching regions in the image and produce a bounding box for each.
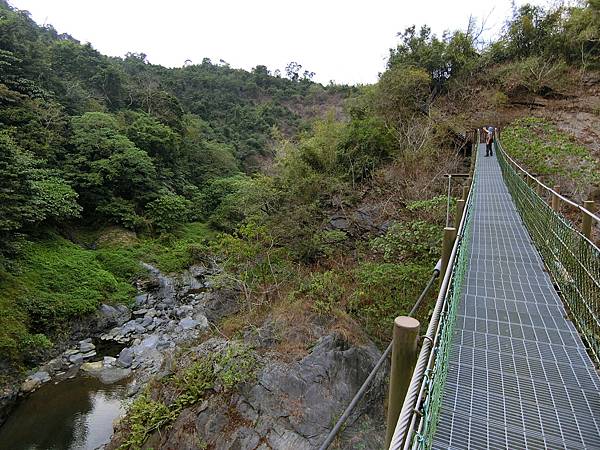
[1,0,599,383]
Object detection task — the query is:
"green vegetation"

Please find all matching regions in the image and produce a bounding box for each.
[1,0,598,380]
[349,263,433,339]
[502,117,600,192]
[0,0,350,262]
[118,343,257,450]
[0,223,214,365]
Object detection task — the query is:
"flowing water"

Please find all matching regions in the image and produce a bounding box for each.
[0,376,127,450]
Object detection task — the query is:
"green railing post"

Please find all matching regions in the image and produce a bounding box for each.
[385,316,420,449]
[583,200,595,240]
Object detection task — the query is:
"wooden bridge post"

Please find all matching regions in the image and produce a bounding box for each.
[455,199,465,230]
[440,227,456,280]
[536,180,544,198]
[462,184,469,201]
[582,201,595,240]
[385,316,420,449]
[552,186,561,212]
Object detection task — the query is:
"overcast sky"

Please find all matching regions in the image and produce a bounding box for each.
[10,0,550,85]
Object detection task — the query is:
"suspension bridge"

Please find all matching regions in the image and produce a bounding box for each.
[387,135,600,449]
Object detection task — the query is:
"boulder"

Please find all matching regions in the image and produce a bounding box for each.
[68,353,84,365]
[81,350,97,359]
[329,215,350,231]
[81,361,103,372]
[116,347,134,368]
[79,342,95,353]
[125,335,386,450]
[20,371,51,393]
[81,361,131,384]
[200,288,241,323]
[103,356,117,367]
[98,304,131,328]
[20,378,40,394]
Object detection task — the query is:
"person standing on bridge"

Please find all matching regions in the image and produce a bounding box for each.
[485,126,494,157]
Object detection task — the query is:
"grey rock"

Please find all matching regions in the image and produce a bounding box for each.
[98,367,131,384]
[353,207,379,231]
[103,356,117,367]
[156,337,172,350]
[81,362,131,384]
[135,293,147,306]
[329,215,350,231]
[43,357,67,375]
[200,288,241,323]
[69,353,84,365]
[223,427,261,449]
[180,270,205,293]
[116,347,134,368]
[266,424,312,450]
[20,378,41,393]
[120,320,145,335]
[98,303,131,327]
[136,334,159,353]
[243,334,386,448]
[81,350,97,359]
[63,349,80,358]
[20,371,51,393]
[79,342,95,353]
[142,263,177,304]
[176,305,193,318]
[32,371,51,383]
[190,264,209,278]
[179,318,199,330]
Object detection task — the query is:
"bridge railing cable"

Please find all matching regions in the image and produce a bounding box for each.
[495,137,600,365]
[387,132,478,450]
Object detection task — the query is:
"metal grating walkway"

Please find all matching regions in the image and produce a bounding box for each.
[432,144,600,449]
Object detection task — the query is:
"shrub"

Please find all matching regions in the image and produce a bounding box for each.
[349,263,432,341]
[298,270,346,314]
[492,91,509,106]
[370,221,442,265]
[495,56,567,96]
[146,193,191,233]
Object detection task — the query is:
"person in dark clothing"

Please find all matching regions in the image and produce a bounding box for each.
[485,126,494,157]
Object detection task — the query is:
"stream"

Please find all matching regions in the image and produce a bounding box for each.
[0,376,127,450]
[0,263,219,450]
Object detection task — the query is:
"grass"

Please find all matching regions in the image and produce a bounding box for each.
[501,117,600,193]
[0,222,215,367]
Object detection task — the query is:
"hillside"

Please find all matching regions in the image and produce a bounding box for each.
[0,1,599,449]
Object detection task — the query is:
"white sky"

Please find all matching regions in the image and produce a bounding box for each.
[10,0,550,85]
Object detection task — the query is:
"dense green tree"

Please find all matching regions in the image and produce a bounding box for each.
[66,112,158,223]
[125,113,179,167]
[0,132,80,261]
[146,193,191,233]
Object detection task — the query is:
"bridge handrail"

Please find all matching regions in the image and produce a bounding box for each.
[497,135,600,231]
[495,137,600,365]
[388,133,478,450]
